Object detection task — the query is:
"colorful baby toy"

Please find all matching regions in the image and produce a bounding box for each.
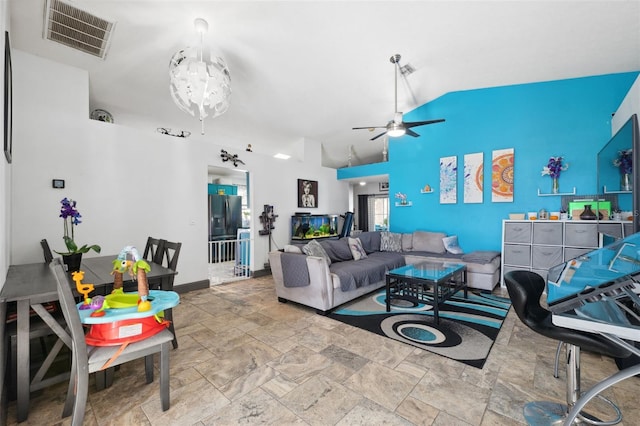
[111,246,152,312]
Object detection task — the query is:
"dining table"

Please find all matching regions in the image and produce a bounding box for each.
[0,255,177,424]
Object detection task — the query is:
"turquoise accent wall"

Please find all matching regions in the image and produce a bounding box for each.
[342,72,639,252]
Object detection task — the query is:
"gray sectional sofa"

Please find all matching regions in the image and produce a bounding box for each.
[269,230,501,313]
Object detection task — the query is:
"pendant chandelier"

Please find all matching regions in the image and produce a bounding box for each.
[169,18,231,135]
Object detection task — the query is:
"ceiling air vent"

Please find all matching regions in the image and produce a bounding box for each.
[44,0,115,59]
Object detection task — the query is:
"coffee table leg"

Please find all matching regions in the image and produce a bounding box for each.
[463,269,468,298]
[386,275,391,312]
[433,282,439,325]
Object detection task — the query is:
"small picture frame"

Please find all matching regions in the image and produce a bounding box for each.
[298,179,318,208]
[52,179,65,189]
[379,182,389,191]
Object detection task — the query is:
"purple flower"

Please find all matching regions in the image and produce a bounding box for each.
[613,149,632,175]
[57,198,101,256]
[541,156,568,179]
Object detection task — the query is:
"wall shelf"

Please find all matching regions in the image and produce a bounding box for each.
[537,187,576,196]
[420,189,434,194]
[603,186,632,194]
[395,201,412,207]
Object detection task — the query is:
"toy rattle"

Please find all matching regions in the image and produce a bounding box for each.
[72,270,94,309]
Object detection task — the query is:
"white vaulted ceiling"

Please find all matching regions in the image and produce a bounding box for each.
[8,0,640,168]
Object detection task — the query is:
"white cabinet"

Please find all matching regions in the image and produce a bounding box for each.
[501,219,632,287]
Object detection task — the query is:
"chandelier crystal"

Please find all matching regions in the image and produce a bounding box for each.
[169,18,231,135]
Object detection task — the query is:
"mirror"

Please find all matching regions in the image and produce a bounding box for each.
[597,114,639,233]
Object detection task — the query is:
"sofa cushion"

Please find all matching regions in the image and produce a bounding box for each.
[380,231,402,252]
[284,244,303,254]
[401,233,413,251]
[302,239,331,265]
[412,231,446,253]
[442,235,463,254]
[320,239,353,262]
[348,237,368,260]
[357,231,381,253]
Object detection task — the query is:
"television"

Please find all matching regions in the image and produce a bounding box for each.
[597,114,640,234]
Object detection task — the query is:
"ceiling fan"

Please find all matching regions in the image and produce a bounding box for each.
[353,54,445,141]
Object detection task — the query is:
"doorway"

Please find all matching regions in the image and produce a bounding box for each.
[207,165,251,285]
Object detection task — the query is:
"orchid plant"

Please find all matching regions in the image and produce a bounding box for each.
[613,149,632,175]
[55,197,101,256]
[541,156,569,179]
[395,192,407,204]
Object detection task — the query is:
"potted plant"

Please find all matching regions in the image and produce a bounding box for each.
[55,197,101,272]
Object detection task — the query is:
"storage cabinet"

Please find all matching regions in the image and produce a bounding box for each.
[501,219,632,287]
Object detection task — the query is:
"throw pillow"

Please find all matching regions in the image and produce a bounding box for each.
[348,237,368,260]
[302,239,332,265]
[442,235,464,254]
[412,231,447,253]
[284,245,303,254]
[380,231,402,252]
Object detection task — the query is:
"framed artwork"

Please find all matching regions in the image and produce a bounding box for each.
[439,155,457,204]
[379,182,389,191]
[492,148,514,202]
[4,31,12,164]
[464,152,483,203]
[298,179,318,208]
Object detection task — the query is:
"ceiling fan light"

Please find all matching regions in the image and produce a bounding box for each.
[387,123,406,137]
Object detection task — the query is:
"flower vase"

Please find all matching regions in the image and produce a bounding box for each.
[552,178,559,194]
[62,253,82,273]
[621,173,632,191]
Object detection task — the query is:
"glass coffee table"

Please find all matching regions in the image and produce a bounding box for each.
[386,261,467,324]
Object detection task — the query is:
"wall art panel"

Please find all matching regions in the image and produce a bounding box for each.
[464,152,483,203]
[491,148,514,202]
[440,155,457,204]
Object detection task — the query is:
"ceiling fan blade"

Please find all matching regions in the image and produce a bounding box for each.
[404,118,446,129]
[370,131,388,141]
[405,128,420,137]
[352,126,386,130]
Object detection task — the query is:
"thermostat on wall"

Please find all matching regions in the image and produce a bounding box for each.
[52,179,65,189]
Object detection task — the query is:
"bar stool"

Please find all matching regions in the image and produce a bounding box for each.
[504,270,631,425]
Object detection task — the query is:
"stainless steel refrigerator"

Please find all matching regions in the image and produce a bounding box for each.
[208,194,243,240]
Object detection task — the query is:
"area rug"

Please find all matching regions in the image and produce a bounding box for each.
[328,289,511,369]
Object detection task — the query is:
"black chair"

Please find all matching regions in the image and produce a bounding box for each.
[504,270,630,425]
[50,258,173,424]
[143,237,165,265]
[41,239,54,263]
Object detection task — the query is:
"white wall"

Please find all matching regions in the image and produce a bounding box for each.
[613,75,640,133]
[7,50,349,288]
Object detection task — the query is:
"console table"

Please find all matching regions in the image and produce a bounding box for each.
[501,219,633,287]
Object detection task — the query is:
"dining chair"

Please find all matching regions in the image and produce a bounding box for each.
[49,258,173,425]
[157,240,181,349]
[143,237,165,264]
[41,239,54,263]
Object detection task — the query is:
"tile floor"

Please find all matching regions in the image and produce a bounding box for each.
[6,275,640,425]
